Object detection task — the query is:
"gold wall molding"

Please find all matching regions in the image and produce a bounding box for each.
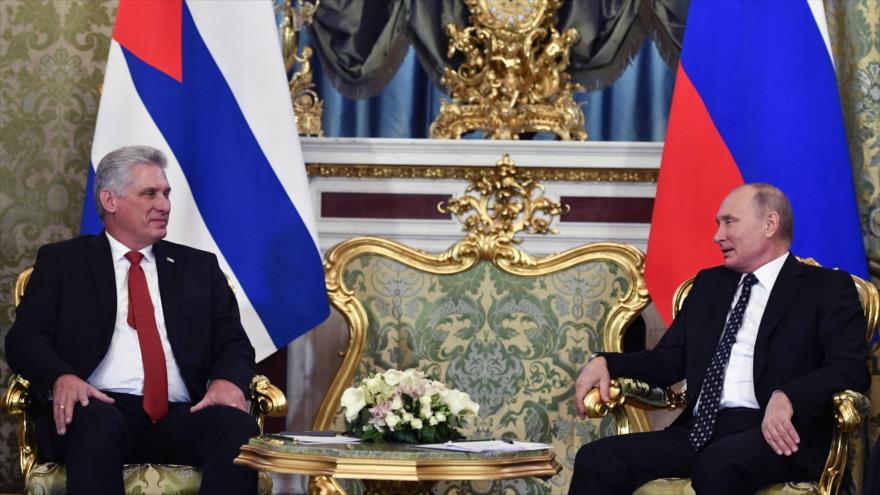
[306,163,657,182]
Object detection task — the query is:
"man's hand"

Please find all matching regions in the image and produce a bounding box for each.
[51,374,115,435]
[762,390,800,456]
[574,356,611,419]
[190,378,247,413]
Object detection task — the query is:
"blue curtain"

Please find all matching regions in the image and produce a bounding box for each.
[301,31,675,142]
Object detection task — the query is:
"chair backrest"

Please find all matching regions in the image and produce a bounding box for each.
[14,267,33,308]
[314,155,651,494]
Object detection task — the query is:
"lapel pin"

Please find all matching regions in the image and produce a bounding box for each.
[166,256,175,263]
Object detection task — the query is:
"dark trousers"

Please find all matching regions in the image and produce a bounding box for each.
[39,392,259,495]
[569,408,816,495]
[865,434,880,495]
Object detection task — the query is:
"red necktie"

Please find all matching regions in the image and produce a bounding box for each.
[125,251,168,423]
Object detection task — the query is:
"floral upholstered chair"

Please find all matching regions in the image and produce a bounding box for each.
[3,268,287,495]
[584,258,879,495]
[311,155,652,495]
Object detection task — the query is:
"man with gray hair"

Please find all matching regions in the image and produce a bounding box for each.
[7,145,259,494]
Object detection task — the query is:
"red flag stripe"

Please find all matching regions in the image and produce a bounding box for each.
[645,66,744,324]
[113,0,183,83]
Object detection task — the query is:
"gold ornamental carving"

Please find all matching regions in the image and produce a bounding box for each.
[306,163,658,183]
[430,0,586,140]
[438,154,569,266]
[281,0,324,136]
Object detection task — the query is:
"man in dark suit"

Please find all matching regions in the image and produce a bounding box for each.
[570,183,869,494]
[6,145,259,494]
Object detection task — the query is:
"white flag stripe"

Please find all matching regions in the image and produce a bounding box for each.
[187,0,320,246]
[806,0,834,66]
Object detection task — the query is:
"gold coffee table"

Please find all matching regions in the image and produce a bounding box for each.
[235,435,561,494]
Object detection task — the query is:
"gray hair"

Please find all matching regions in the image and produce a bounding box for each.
[748,183,794,244]
[93,146,167,218]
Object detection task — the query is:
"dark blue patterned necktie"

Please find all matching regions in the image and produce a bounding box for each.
[688,273,759,451]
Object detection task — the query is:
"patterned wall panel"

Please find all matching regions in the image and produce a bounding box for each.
[0,0,114,489]
[825,0,880,451]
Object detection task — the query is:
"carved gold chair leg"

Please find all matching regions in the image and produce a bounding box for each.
[309,475,347,495]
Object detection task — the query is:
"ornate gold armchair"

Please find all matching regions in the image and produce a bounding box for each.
[3,268,288,495]
[584,258,879,495]
[311,155,651,494]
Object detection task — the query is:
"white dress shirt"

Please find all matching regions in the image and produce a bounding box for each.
[696,251,790,413]
[720,251,790,409]
[87,232,190,402]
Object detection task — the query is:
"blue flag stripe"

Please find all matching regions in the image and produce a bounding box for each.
[681,1,866,277]
[119,4,328,347]
[82,165,102,234]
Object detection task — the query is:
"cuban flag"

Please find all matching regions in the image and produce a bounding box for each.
[645,0,868,324]
[81,0,330,360]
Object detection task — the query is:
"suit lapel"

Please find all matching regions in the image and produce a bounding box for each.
[87,233,117,340]
[153,241,180,339]
[753,254,803,379]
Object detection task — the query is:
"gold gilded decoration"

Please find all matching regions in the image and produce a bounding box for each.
[250,375,289,434]
[309,476,346,495]
[14,268,33,307]
[363,480,435,494]
[2,375,35,482]
[817,389,870,495]
[235,438,561,481]
[280,0,323,136]
[316,154,651,440]
[306,163,658,183]
[430,0,586,140]
[438,153,568,265]
[583,377,682,435]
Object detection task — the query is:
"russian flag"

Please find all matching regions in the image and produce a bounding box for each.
[646,0,868,324]
[81,0,330,360]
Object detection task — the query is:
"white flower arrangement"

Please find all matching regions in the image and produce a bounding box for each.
[340,368,480,443]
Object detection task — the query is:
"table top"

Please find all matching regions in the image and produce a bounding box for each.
[234,434,562,481]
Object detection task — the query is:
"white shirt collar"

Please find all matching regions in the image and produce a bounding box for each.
[105,231,154,265]
[743,251,789,292]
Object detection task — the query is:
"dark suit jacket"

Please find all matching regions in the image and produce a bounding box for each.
[604,254,870,469]
[6,234,256,403]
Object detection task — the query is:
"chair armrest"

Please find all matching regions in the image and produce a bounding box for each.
[583,378,686,435]
[818,390,870,495]
[2,374,36,480]
[249,375,288,434]
[831,389,869,432]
